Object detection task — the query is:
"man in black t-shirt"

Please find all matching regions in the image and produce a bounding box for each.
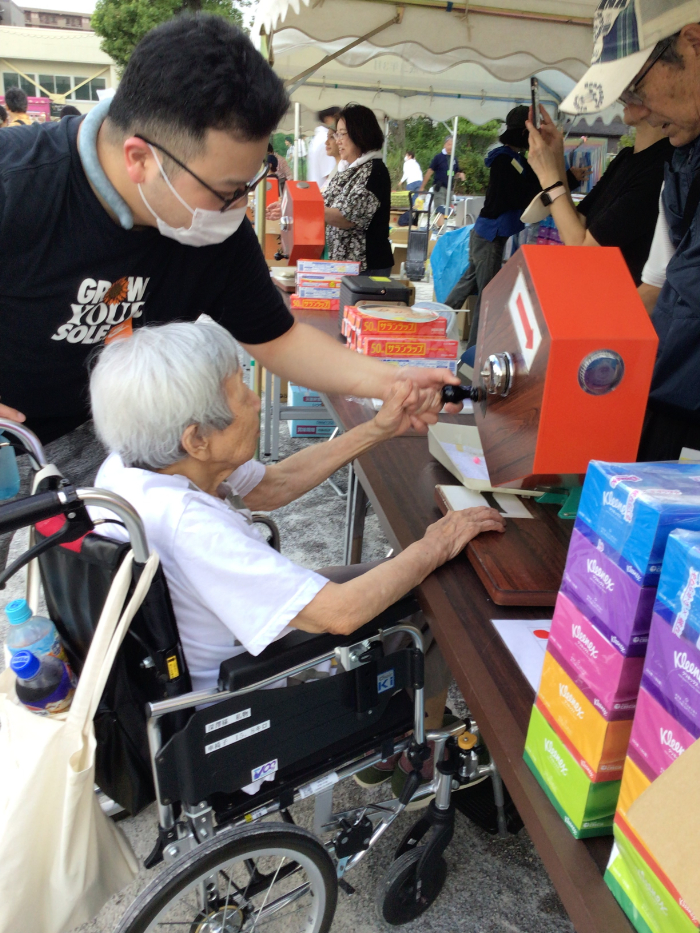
[0,15,460,568]
[419,136,465,212]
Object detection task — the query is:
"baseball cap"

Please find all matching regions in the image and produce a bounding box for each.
[560,0,700,115]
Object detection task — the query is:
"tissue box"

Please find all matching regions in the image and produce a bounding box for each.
[577,461,700,582]
[297,285,341,299]
[288,420,335,437]
[654,529,700,648]
[296,259,360,276]
[606,822,700,933]
[374,357,458,373]
[548,591,644,718]
[644,608,700,733]
[561,521,656,655]
[536,651,632,780]
[616,752,652,819]
[628,685,699,780]
[524,705,619,838]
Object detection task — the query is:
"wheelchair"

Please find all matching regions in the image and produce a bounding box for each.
[0,420,510,931]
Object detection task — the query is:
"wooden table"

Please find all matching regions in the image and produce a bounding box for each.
[275,286,634,933]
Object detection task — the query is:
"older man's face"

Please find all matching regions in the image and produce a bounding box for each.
[635,29,700,146]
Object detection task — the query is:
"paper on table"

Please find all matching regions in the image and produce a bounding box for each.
[439,484,534,518]
[491,619,551,693]
[442,441,490,482]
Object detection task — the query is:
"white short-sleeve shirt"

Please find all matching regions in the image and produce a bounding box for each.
[92,454,328,692]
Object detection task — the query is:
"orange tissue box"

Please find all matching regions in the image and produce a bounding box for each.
[536,651,633,781]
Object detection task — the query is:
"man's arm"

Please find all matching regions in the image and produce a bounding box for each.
[244,382,413,511]
[240,322,460,430]
[638,283,661,315]
[419,167,434,191]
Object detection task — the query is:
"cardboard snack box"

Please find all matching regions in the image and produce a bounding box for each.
[296,259,361,276]
[357,335,459,359]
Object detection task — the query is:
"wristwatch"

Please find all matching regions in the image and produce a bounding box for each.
[540,181,566,207]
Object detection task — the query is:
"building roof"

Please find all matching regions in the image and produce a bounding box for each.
[568,116,629,137]
[19,0,93,13]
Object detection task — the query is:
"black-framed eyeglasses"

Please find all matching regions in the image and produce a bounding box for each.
[619,36,675,106]
[135,135,270,212]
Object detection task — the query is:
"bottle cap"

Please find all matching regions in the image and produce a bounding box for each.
[5,598,32,625]
[10,650,40,679]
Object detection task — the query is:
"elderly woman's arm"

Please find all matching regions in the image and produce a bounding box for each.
[242,382,418,511]
[290,507,505,635]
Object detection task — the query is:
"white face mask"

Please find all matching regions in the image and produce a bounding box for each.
[138,145,247,247]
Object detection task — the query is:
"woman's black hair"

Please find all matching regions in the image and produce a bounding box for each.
[338,103,384,154]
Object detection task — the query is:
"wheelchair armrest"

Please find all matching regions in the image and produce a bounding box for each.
[218,592,420,692]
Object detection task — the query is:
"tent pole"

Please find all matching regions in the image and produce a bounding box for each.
[444,115,458,217]
[293,102,301,181]
[382,116,389,161]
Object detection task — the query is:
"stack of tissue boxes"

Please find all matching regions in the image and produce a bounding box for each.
[287,383,335,438]
[607,527,700,933]
[525,461,700,839]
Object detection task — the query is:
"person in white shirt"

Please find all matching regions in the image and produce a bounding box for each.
[306,107,341,188]
[400,151,423,191]
[88,320,504,787]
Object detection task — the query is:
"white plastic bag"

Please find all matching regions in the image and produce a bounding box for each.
[0,549,159,933]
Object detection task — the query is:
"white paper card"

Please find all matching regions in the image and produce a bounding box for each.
[491,619,551,692]
[441,441,490,482]
[439,485,534,518]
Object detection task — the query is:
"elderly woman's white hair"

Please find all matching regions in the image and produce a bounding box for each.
[90,320,240,469]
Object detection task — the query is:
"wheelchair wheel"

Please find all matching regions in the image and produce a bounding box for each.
[115,822,337,933]
[376,848,447,925]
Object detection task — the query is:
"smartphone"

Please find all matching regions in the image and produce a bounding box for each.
[530,77,540,129]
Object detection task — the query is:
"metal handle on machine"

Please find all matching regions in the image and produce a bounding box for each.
[480,352,514,398]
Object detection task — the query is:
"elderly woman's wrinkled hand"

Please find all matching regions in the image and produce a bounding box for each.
[372,379,415,439]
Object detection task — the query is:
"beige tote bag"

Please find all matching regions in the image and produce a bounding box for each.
[0,549,159,933]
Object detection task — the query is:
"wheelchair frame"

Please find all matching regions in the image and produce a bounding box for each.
[0,419,511,929]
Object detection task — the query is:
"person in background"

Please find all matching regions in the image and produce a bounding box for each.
[323,103,394,275]
[419,135,465,212]
[266,142,279,175]
[5,88,31,126]
[558,2,700,461]
[526,101,671,285]
[285,135,294,162]
[59,105,81,119]
[275,147,293,182]
[307,106,340,188]
[321,125,341,191]
[0,105,7,128]
[400,150,423,192]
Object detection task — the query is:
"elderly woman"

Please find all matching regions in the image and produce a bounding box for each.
[323,104,394,275]
[89,321,504,793]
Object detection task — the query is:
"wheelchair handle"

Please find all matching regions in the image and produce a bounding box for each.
[0,489,78,536]
[0,419,49,468]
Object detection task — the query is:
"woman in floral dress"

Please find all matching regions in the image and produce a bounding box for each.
[323,104,393,275]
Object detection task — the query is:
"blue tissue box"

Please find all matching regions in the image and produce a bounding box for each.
[577,461,700,583]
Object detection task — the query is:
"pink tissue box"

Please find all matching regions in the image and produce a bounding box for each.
[549,591,644,720]
[628,684,699,780]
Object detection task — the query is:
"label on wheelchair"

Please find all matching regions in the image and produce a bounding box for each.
[205,719,270,754]
[204,707,252,734]
[251,758,278,783]
[299,772,339,799]
[377,669,395,694]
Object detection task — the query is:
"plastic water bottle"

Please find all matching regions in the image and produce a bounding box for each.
[5,598,71,669]
[0,432,20,500]
[11,650,75,715]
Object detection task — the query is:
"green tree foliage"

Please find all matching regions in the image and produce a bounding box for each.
[386,115,501,194]
[92,0,247,72]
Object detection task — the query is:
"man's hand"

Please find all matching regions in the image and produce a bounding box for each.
[266,200,282,222]
[422,506,506,564]
[371,380,415,440]
[457,172,466,181]
[395,366,463,428]
[0,402,25,424]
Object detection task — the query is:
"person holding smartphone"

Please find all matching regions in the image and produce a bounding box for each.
[525,102,672,285]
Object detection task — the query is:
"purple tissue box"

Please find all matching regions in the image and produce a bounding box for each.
[561,521,656,656]
[643,608,700,734]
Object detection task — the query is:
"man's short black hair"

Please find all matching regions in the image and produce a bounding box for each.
[108,13,289,157]
[5,87,27,113]
[317,106,341,125]
[60,104,81,119]
[338,104,384,154]
[0,105,6,124]
[405,150,415,158]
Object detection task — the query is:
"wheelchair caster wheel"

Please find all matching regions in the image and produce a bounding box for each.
[377,848,447,925]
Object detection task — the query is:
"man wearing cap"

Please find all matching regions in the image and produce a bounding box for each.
[419,135,465,212]
[559,0,700,460]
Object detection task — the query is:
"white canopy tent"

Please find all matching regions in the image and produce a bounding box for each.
[255,1,622,130]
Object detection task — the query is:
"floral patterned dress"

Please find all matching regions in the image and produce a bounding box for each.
[322,155,393,272]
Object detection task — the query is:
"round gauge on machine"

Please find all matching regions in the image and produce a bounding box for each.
[578,350,625,396]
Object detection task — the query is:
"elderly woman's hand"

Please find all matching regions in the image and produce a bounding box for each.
[372,379,416,439]
[266,200,282,222]
[526,106,566,189]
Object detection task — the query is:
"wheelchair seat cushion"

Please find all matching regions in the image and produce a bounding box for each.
[219,592,420,692]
